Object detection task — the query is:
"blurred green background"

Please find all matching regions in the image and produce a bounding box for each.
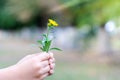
[0,0,120,80]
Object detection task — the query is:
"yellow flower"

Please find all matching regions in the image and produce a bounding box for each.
[47,23,51,27]
[48,19,58,27]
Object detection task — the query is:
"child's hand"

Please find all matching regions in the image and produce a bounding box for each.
[0,52,55,80]
[15,52,55,80]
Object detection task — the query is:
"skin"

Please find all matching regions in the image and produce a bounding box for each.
[0,52,55,80]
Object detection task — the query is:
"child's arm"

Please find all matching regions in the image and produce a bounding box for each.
[0,65,20,80]
[0,52,55,80]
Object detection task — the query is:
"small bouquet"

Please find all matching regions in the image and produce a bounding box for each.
[37,19,62,53]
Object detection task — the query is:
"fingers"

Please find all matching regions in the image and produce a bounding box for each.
[49,70,54,75]
[39,66,50,75]
[48,52,55,64]
[39,60,55,75]
[48,63,55,75]
[35,52,55,78]
[49,58,55,64]
[49,52,54,59]
[50,63,55,69]
[48,52,55,75]
[37,53,50,61]
[40,73,49,80]
[40,61,49,68]
[36,52,54,62]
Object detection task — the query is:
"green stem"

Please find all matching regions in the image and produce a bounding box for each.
[46,26,50,53]
[46,26,49,41]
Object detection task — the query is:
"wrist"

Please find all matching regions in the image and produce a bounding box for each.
[0,65,20,80]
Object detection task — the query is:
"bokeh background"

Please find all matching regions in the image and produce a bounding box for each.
[0,0,120,80]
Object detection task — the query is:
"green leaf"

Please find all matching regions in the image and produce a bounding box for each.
[39,47,45,51]
[42,40,45,46]
[50,47,62,51]
[42,34,47,38]
[42,40,52,52]
[43,34,48,41]
[45,40,52,52]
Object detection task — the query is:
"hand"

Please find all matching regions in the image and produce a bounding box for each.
[0,52,56,80]
[18,52,56,76]
[16,52,51,80]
